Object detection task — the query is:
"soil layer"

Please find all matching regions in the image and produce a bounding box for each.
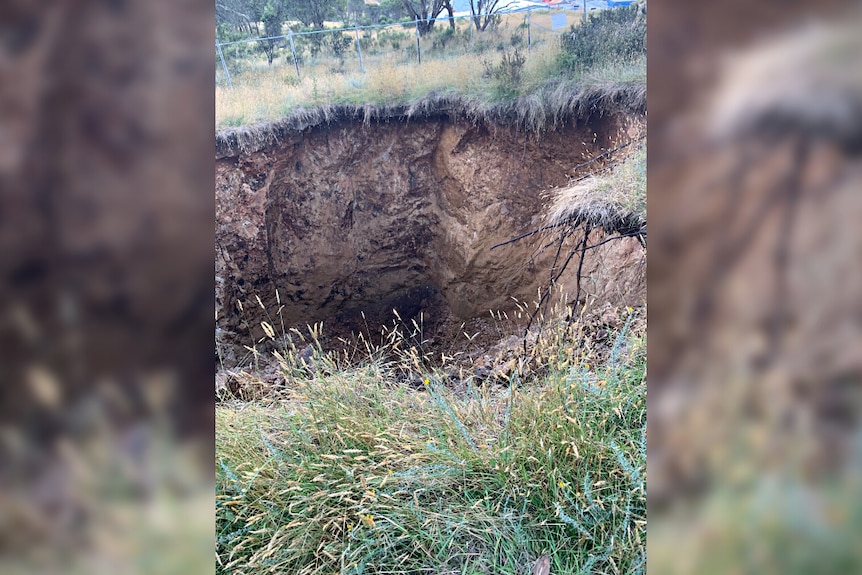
[216,110,645,367]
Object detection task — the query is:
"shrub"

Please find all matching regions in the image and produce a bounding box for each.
[379,29,409,50]
[295,30,325,58]
[328,32,354,58]
[510,31,524,48]
[472,38,493,53]
[485,47,527,99]
[559,4,646,71]
[431,26,456,51]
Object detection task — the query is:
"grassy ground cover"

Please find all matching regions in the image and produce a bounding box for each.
[216,9,645,128]
[216,308,645,574]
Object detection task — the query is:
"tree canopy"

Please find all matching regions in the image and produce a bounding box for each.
[217,0,411,37]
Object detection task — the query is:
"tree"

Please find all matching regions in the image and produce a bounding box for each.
[216,0,267,38]
[399,0,454,36]
[260,1,286,64]
[444,0,455,30]
[216,0,284,65]
[469,0,512,32]
[287,0,346,30]
[345,0,366,24]
[377,0,409,24]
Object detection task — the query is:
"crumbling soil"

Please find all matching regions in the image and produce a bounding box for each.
[216,109,646,372]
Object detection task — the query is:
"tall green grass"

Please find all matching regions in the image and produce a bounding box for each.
[216,310,645,574]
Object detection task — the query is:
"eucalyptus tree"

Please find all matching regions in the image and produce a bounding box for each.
[288,0,347,29]
[469,0,513,31]
[216,0,267,38]
[399,0,455,35]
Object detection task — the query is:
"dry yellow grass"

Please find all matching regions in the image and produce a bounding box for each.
[217,42,560,127]
[216,11,577,128]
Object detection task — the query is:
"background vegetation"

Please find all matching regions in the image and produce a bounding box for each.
[215,3,647,128]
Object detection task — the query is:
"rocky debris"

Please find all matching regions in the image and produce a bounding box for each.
[470,335,526,382]
[216,356,287,401]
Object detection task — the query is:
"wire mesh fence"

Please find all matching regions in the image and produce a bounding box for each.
[215,8,585,90]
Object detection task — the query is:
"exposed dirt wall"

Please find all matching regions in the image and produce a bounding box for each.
[216,111,645,365]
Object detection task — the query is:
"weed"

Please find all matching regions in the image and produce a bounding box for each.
[432,27,457,52]
[221,115,246,128]
[479,48,527,100]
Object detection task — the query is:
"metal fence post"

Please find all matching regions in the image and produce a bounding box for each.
[415,20,421,64]
[527,11,531,51]
[354,23,364,73]
[216,39,232,88]
[287,29,301,78]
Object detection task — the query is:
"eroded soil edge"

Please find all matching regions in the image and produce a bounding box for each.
[216,110,645,373]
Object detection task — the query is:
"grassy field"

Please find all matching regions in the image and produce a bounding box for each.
[216,308,645,574]
[215,10,646,128]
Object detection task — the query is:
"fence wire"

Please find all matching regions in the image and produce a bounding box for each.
[215,8,584,89]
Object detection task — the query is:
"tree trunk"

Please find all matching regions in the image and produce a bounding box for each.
[419,19,435,35]
[401,1,449,36]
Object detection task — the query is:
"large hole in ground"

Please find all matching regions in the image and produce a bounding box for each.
[216,108,646,368]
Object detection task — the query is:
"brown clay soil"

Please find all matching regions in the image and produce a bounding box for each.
[216,107,646,380]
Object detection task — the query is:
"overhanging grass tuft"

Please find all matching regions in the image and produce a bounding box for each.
[547,143,646,236]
